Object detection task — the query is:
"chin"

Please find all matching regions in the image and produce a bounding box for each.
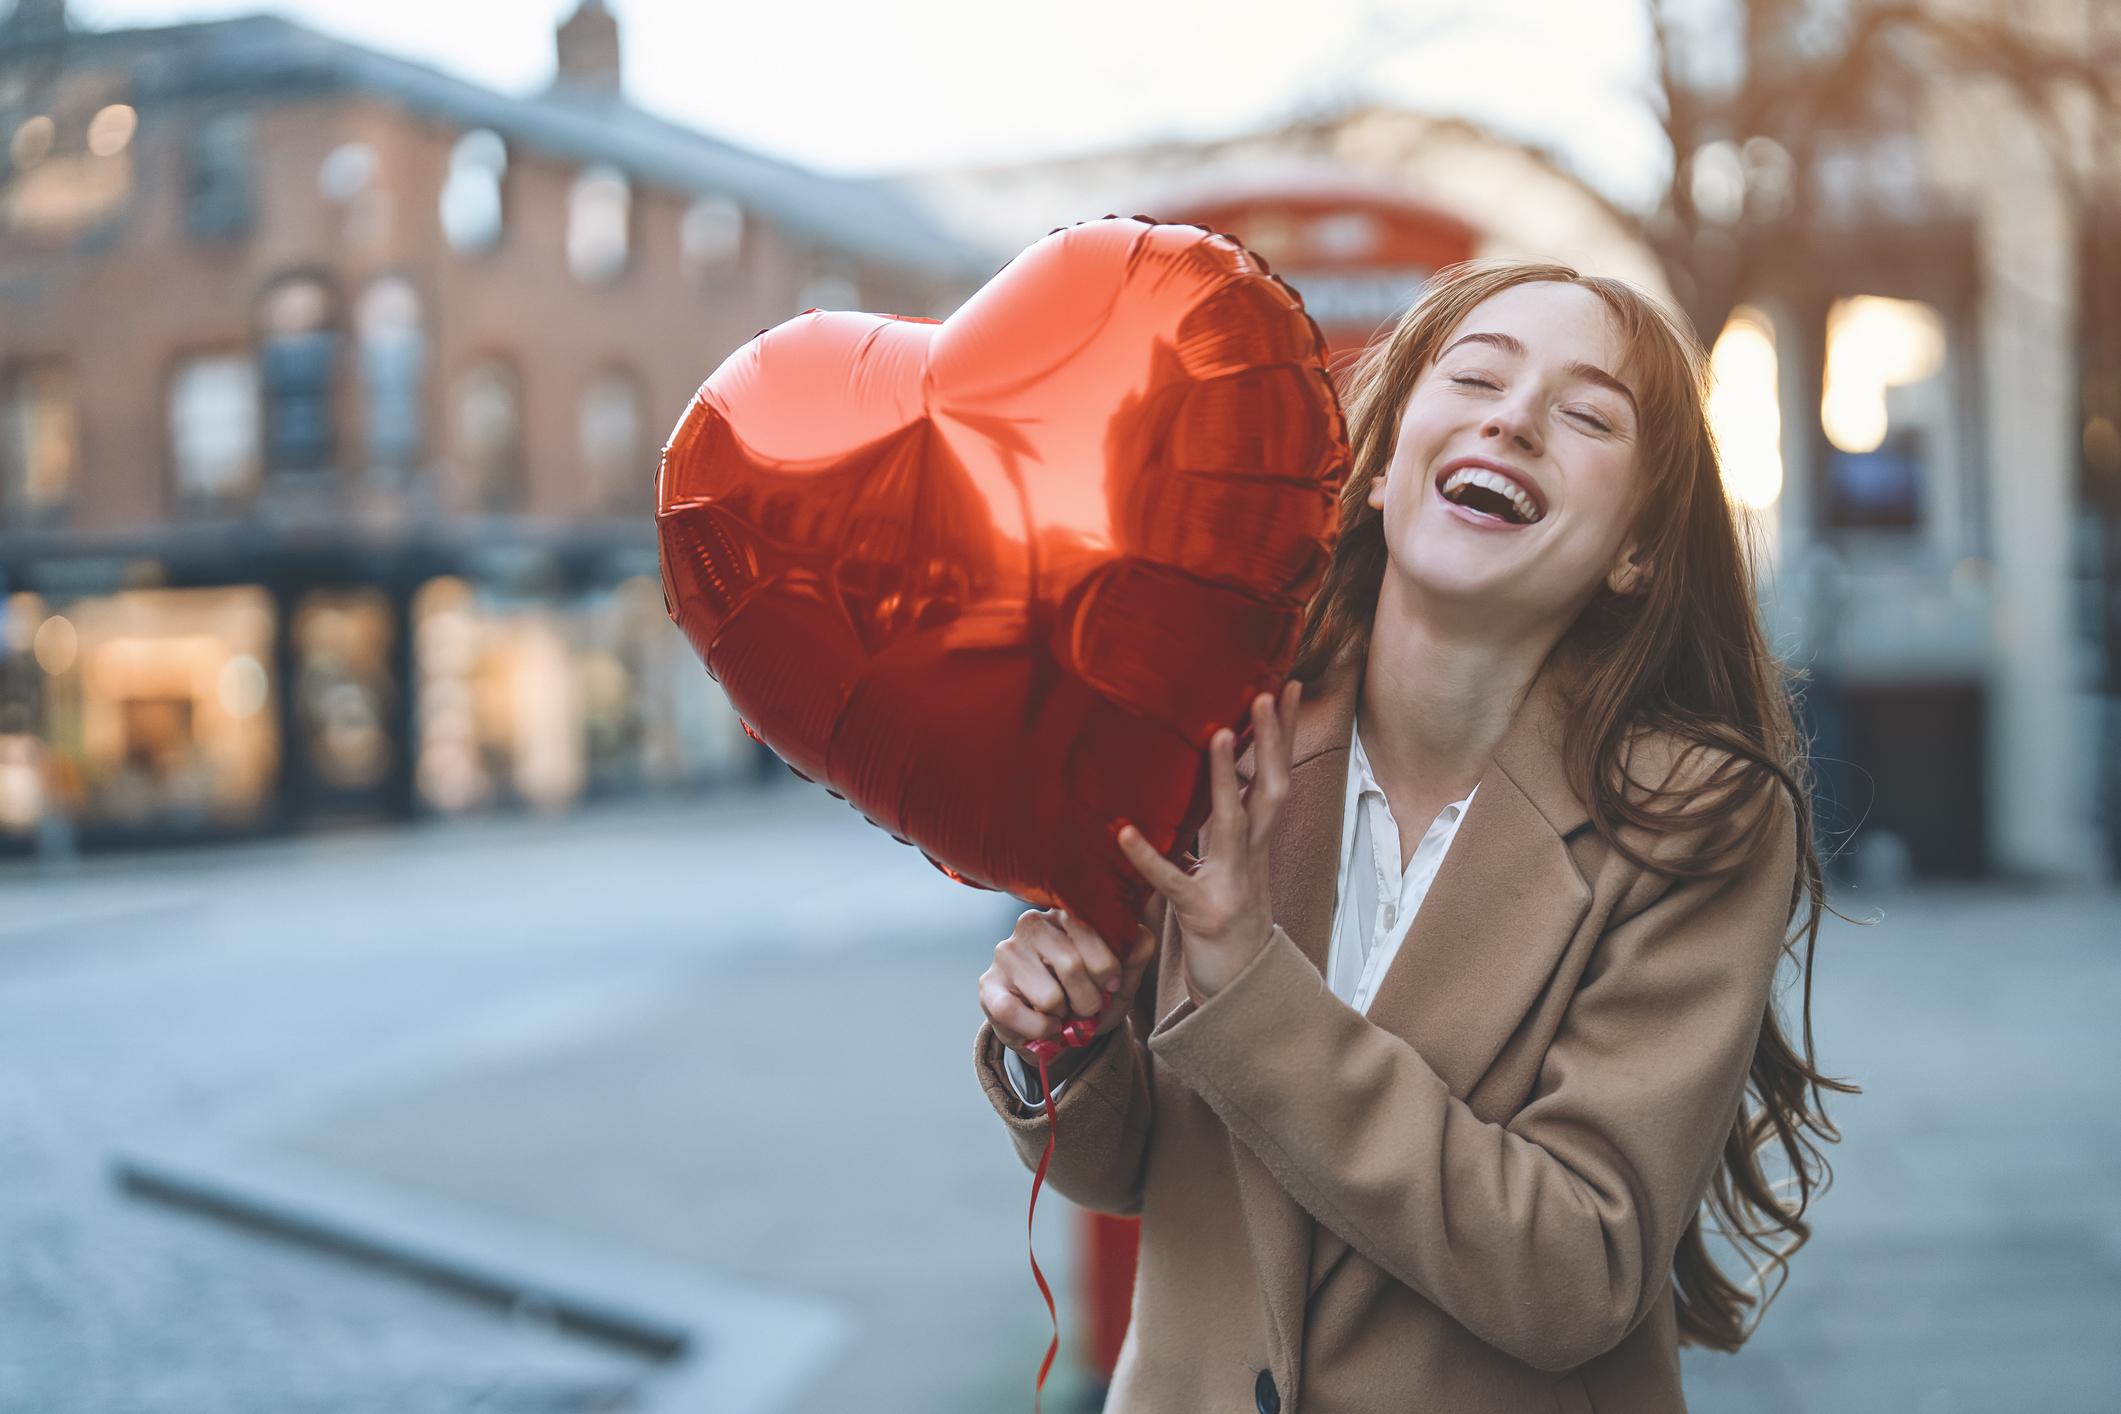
[1394,558,1516,605]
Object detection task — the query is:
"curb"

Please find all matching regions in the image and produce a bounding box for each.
[114,1132,847,1414]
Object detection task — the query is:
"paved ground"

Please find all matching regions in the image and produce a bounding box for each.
[2,791,2116,1412]
[1676,881,2121,1413]
[0,787,1075,1413]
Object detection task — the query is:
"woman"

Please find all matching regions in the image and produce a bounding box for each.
[973,259,1858,1413]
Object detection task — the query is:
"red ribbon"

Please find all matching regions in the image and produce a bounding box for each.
[1021,1017,1101,1413]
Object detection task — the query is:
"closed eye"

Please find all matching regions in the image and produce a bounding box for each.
[1448,374,1613,433]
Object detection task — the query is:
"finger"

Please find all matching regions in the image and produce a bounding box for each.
[1249,689,1291,855]
[1207,723,1247,864]
[1027,914,1108,1017]
[998,941,1068,1017]
[1115,821,1195,903]
[980,976,1055,1047]
[1052,909,1124,995]
[986,1009,1027,1051]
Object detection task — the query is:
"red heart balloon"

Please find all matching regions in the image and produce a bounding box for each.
[656,216,1348,948]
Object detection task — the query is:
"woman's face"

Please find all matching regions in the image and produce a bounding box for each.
[1369,281,1650,635]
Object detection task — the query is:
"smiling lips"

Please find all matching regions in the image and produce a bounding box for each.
[1433,459,1547,530]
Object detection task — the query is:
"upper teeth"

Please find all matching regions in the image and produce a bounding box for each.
[1442,466,1540,523]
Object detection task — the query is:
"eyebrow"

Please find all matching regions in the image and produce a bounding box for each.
[1439,330,1639,421]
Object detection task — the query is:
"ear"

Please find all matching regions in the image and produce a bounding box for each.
[1366,472,1387,512]
[1606,543,1651,597]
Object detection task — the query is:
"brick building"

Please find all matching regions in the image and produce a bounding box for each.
[0,0,985,844]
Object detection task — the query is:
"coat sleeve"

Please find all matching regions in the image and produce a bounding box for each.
[1145,784,1798,1372]
[971,895,1170,1216]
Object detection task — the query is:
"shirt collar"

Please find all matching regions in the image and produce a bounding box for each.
[1349,712,1481,814]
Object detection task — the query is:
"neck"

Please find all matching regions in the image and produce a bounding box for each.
[1356,572,1563,806]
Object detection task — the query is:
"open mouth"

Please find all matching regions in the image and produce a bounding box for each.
[1433,466,1544,529]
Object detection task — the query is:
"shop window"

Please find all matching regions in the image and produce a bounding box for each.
[356,275,425,471]
[452,358,524,510]
[2,362,78,518]
[186,111,253,240]
[578,367,646,511]
[440,128,506,254]
[292,590,396,798]
[412,576,584,813]
[680,196,744,278]
[1708,306,1783,511]
[567,163,630,282]
[57,586,280,830]
[257,275,339,473]
[1820,294,1946,531]
[168,352,261,503]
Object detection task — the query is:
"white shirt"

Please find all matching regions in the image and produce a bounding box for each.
[1328,716,1478,1015]
[1003,714,1478,1107]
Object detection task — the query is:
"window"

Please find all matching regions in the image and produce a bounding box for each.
[168,353,261,503]
[680,196,744,277]
[1,363,78,517]
[578,368,645,511]
[6,100,135,238]
[318,141,377,203]
[452,359,524,510]
[186,111,253,240]
[356,276,425,471]
[567,164,630,282]
[440,129,506,253]
[257,275,339,473]
[1820,294,1947,531]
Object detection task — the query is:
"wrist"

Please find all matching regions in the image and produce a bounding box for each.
[1185,917,1276,1002]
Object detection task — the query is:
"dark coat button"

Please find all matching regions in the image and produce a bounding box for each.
[1254,1368,1281,1414]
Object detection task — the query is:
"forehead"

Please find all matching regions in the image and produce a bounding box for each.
[1442,282,1626,368]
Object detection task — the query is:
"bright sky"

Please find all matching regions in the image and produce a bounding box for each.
[68,0,1674,212]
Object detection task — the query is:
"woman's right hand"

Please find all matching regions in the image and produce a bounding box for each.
[980,907,1160,1075]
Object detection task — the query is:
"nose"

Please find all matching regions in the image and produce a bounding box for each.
[1481,403,1540,456]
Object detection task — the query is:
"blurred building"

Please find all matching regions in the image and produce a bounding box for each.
[1668,0,2120,884]
[903,104,1675,359]
[0,0,984,846]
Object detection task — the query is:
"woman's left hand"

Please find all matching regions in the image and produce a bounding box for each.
[1116,679,1302,1006]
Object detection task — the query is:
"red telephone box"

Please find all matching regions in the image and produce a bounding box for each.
[1169,187,1478,364]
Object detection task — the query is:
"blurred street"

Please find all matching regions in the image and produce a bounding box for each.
[0,785,1082,1414]
[0,786,2115,1412]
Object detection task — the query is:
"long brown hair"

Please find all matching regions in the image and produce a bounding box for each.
[1289,257,1864,1352]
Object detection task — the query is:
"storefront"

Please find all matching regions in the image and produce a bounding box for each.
[0,537,759,850]
[410,572,753,817]
[0,584,279,838]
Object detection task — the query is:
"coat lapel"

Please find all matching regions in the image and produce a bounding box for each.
[1362,657,1595,1098]
[1225,646,1595,1371]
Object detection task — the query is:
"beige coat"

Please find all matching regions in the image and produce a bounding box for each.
[974,647,1799,1412]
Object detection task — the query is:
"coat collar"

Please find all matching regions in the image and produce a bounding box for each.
[1266,641,1594,844]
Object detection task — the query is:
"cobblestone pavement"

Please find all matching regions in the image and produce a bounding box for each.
[4,790,2116,1414]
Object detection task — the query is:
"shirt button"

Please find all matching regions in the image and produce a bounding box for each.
[1255,1368,1281,1414]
